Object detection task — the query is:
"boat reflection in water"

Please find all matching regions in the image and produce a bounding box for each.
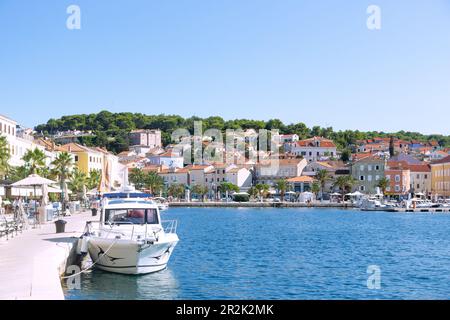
[65,267,180,300]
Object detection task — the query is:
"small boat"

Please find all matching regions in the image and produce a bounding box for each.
[80,188,179,275]
[152,197,169,211]
[359,197,387,211]
[410,199,440,209]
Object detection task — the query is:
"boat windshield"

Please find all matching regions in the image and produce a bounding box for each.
[105,208,159,225]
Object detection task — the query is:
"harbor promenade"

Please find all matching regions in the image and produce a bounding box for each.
[0,211,94,300]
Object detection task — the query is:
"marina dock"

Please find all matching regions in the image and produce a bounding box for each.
[0,211,93,300]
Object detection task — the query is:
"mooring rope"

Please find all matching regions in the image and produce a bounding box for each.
[61,238,118,279]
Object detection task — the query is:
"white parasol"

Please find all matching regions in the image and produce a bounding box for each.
[11,174,57,213]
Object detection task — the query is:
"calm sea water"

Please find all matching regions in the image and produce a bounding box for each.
[63,208,450,300]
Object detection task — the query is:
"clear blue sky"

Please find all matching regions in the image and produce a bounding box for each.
[1,0,449,134]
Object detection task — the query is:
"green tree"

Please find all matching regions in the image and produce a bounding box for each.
[9,166,29,182]
[22,148,47,175]
[333,175,356,198]
[218,182,239,202]
[0,136,10,179]
[68,168,87,200]
[52,152,74,208]
[191,184,209,202]
[377,177,389,195]
[145,171,164,195]
[311,182,321,200]
[129,168,146,190]
[87,169,101,190]
[248,186,259,201]
[275,179,290,202]
[255,183,270,202]
[168,183,185,200]
[340,149,351,162]
[315,169,330,201]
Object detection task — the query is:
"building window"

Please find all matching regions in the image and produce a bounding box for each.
[395,185,400,192]
[375,175,380,181]
[375,165,380,170]
[368,165,372,171]
[360,186,365,191]
[360,165,364,171]
[395,175,400,182]
[75,156,79,162]
[360,176,365,181]
[368,175,372,182]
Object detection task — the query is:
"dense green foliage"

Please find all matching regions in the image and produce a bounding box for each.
[35,111,450,153]
[233,194,250,202]
[0,136,10,179]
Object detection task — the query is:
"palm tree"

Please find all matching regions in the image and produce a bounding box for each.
[145,171,164,195]
[168,183,185,201]
[311,182,320,201]
[377,177,389,195]
[218,182,239,202]
[248,186,259,201]
[255,183,270,202]
[275,179,289,202]
[315,169,330,201]
[9,165,29,182]
[52,152,74,208]
[68,168,87,200]
[129,168,146,190]
[333,175,356,199]
[191,184,209,202]
[22,148,47,174]
[87,169,101,190]
[0,136,11,179]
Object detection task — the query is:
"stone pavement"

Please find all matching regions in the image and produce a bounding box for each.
[0,211,96,300]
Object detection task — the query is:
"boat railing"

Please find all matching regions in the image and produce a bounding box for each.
[162,220,178,234]
[85,220,176,240]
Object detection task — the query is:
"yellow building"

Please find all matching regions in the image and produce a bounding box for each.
[431,155,450,198]
[58,143,104,174]
[57,143,126,192]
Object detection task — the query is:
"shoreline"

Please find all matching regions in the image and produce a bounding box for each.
[168,202,356,208]
[167,202,450,213]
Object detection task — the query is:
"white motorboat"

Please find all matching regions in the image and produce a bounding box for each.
[152,197,169,211]
[359,197,387,211]
[79,190,179,275]
[409,198,440,209]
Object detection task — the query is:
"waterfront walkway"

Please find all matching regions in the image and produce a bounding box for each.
[0,211,94,300]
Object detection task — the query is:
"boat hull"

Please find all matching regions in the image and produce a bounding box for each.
[87,235,179,275]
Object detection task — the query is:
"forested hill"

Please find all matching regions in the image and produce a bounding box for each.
[35,110,450,154]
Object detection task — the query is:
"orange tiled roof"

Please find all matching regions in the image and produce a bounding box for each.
[296,137,336,148]
[408,164,431,172]
[286,176,316,183]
